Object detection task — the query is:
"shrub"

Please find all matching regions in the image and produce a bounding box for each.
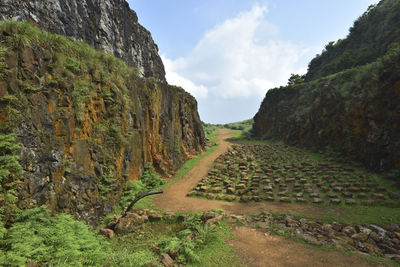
[119,163,164,208]
[140,163,165,188]
[120,180,146,208]
[182,213,202,230]
[157,237,199,264]
[0,133,23,225]
[195,224,217,245]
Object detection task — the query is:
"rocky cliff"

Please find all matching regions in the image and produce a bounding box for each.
[0,22,204,223]
[0,0,166,81]
[253,1,400,172]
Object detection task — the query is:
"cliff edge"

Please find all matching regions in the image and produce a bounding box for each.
[0,0,166,81]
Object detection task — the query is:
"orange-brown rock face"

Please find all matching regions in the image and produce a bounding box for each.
[0,24,204,223]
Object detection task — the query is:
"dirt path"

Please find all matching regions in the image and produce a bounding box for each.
[153,129,386,267]
[230,226,384,267]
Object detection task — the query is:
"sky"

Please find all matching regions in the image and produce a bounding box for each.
[127,0,379,124]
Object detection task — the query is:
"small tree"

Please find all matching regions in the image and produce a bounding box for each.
[140,163,165,188]
[287,74,304,86]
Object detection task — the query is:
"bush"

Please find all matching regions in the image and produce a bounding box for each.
[195,224,217,245]
[140,163,165,188]
[119,163,165,209]
[0,133,23,226]
[0,206,109,267]
[157,237,199,264]
[120,180,146,208]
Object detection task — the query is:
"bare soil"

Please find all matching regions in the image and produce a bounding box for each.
[153,129,387,266]
[230,226,385,267]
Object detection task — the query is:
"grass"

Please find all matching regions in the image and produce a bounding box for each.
[228,129,274,145]
[188,222,244,267]
[224,119,253,137]
[108,220,243,267]
[365,254,400,267]
[111,222,183,255]
[321,205,400,225]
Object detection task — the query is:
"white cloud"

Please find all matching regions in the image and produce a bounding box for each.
[163,4,307,122]
[162,56,209,98]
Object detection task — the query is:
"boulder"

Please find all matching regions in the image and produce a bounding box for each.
[99,228,114,239]
[160,253,176,267]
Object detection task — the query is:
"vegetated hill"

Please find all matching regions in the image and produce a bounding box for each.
[305,0,400,81]
[0,21,205,223]
[0,0,166,81]
[224,119,253,132]
[253,0,400,172]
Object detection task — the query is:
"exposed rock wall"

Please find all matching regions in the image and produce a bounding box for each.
[0,0,166,81]
[0,24,204,223]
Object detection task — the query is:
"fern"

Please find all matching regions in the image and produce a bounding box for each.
[0,206,109,267]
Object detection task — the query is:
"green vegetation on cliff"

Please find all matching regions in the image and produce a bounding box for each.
[224,119,253,133]
[305,0,400,81]
[0,133,22,241]
[253,0,400,172]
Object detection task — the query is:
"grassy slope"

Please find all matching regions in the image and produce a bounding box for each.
[306,0,400,81]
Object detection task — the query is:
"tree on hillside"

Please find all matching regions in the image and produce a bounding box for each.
[287,74,304,86]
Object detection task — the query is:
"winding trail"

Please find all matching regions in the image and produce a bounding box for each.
[153,129,385,267]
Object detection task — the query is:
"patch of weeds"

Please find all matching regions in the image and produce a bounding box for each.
[98,165,116,195]
[189,222,243,267]
[0,47,8,80]
[364,254,400,267]
[267,224,292,238]
[181,213,200,225]
[120,180,146,209]
[122,163,166,210]
[141,163,165,188]
[158,236,199,264]
[324,205,400,225]
[106,250,156,267]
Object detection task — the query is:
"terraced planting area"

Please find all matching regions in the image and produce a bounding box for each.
[188,143,400,207]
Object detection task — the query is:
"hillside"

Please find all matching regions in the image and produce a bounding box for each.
[0,0,166,81]
[305,0,400,81]
[253,0,400,171]
[0,21,204,222]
